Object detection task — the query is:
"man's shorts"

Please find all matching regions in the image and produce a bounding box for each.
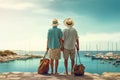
[48,48,61,60]
[63,48,75,60]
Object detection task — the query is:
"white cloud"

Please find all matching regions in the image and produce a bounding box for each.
[0,0,55,15]
[0,35,47,51]
[34,8,53,15]
[80,32,120,50]
[0,0,35,10]
[0,32,120,51]
[48,0,55,2]
[80,32,120,42]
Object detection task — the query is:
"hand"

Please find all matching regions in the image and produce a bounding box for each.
[77,47,79,51]
[75,45,79,51]
[61,46,64,51]
[46,47,49,52]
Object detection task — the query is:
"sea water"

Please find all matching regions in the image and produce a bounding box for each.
[0,51,120,75]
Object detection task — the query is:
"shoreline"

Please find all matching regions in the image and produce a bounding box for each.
[0,55,43,63]
[0,72,120,80]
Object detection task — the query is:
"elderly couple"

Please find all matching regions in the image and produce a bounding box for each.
[46,18,79,75]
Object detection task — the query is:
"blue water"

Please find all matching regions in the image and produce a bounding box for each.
[0,51,120,74]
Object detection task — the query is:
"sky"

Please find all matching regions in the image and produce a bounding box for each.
[0,0,120,51]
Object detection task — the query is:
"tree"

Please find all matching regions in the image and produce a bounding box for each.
[4,50,17,55]
[0,51,3,56]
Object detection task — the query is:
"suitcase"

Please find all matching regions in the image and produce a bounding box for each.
[74,51,85,76]
[74,64,85,76]
[38,52,49,74]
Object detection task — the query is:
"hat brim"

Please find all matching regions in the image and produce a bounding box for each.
[63,18,74,27]
[52,23,59,26]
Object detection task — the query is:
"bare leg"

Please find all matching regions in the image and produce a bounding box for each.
[71,59,74,75]
[55,59,59,74]
[50,59,54,74]
[64,59,68,75]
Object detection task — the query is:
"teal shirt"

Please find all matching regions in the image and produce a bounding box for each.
[47,26,62,49]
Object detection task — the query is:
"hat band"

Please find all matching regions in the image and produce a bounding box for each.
[66,22,72,25]
[53,21,58,24]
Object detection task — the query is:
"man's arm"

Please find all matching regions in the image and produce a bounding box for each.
[59,38,64,51]
[46,39,49,52]
[59,29,64,51]
[76,38,79,51]
[46,30,50,52]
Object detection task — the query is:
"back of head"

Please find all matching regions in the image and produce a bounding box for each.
[63,18,74,28]
[52,18,59,27]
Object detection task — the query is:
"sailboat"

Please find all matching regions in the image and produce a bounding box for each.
[84,44,91,57]
[113,43,120,65]
[105,42,114,61]
[91,44,101,60]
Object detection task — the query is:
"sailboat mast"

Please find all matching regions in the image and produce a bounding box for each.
[116,42,117,54]
[86,44,87,53]
[96,44,98,54]
[108,41,109,52]
[111,42,114,55]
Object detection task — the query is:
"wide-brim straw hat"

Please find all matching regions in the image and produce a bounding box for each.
[51,18,59,26]
[63,18,74,27]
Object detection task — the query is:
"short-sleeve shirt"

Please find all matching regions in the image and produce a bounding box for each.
[62,27,78,49]
[48,26,62,49]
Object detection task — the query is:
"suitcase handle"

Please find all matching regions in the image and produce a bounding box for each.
[75,51,82,64]
[43,51,48,59]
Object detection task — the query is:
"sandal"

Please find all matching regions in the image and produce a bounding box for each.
[55,72,59,75]
[50,72,54,75]
[64,72,68,75]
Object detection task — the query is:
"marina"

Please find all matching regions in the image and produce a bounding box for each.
[83,42,120,68]
[0,51,120,74]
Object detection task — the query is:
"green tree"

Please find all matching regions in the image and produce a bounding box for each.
[0,51,3,56]
[4,50,17,55]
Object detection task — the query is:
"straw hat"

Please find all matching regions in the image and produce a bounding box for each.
[63,18,74,27]
[52,18,59,26]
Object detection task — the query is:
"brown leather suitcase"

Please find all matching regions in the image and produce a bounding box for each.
[38,58,49,74]
[74,51,85,76]
[74,64,85,76]
[38,52,49,74]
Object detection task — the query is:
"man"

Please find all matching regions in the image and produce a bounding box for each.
[47,18,63,74]
[62,18,79,75]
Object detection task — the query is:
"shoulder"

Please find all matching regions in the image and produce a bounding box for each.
[72,27,76,30]
[72,28,77,32]
[57,28,62,31]
[63,29,68,32]
[56,28,62,33]
[48,28,53,34]
[48,28,53,31]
